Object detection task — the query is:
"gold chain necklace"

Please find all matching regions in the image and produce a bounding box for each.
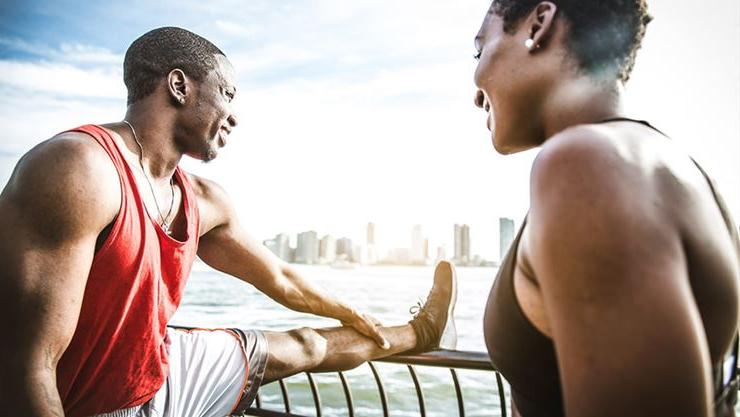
[122,120,176,234]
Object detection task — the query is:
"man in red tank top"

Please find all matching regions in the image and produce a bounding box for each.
[0,27,457,417]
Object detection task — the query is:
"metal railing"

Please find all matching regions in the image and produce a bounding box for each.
[243,349,508,417]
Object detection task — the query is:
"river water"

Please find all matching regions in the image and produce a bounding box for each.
[170,263,506,417]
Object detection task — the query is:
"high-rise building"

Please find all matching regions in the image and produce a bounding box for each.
[319,234,337,264]
[336,237,354,261]
[454,224,471,265]
[263,233,291,262]
[499,217,515,262]
[295,231,319,264]
[367,222,376,245]
[435,246,447,263]
[365,222,378,264]
[411,224,425,265]
[462,225,470,264]
[352,244,365,265]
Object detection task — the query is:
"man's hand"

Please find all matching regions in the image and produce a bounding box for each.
[341,311,391,350]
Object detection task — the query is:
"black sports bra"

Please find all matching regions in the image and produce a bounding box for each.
[483,118,740,417]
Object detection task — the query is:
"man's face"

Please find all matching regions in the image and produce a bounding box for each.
[180,54,238,162]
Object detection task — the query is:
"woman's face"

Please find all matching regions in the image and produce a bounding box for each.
[473,8,549,154]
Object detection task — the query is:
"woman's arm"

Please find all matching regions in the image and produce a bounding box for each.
[528,127,713,417]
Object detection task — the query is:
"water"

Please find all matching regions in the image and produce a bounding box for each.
[170,263,507,417]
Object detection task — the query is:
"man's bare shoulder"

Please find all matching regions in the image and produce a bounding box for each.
[185,172,235,235]
[1,131,120,239]
[187,173,229,204]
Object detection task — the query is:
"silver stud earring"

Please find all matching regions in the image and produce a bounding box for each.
[179,97,185,104]
[525,39,535,50]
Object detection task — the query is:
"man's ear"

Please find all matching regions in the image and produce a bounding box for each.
[525,2,558,53]
[167,69,188,106]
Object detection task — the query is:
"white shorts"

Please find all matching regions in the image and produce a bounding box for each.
[93,327,268,417]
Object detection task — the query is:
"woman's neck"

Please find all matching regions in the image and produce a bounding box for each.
[540,76,624,139]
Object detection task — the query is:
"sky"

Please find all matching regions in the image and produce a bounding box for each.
[0,0,738,261]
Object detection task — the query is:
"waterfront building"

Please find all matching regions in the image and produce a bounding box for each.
[435,246,447,263]
[295,231,319,264]
[366,222,378,264]
[263,233,291,262]
[454,224,471,265]
[336,237,354,261]
[411,224,426,265]
[352,244,365,265]
[367,222,376,245]
[319,234,337,264]
[499,217,515,262]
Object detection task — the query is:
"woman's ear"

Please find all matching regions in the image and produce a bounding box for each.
[524,2,558,52]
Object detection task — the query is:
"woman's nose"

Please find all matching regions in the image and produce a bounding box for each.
[474,89,485,109]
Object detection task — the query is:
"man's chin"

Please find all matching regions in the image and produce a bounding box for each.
[185,148,218,163]
[202,149,217,162]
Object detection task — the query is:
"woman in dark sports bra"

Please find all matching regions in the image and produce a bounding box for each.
[472,1,740,416]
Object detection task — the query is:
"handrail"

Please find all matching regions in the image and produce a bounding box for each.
[244,349,506,417]
[376,349,494,370]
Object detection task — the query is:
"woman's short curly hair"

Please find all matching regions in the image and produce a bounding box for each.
[492,0,652,82]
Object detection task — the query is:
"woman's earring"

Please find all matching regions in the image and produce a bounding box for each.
[525,39,535,50]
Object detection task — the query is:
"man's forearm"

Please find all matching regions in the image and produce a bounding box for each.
[265,265,355,321]
[1,369,65,417]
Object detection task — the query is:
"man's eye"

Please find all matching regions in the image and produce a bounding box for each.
[473,51,482,61]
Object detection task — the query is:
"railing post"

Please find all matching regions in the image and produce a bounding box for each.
[338,371,355,417]
[305,372,322,417]
[450,368,465,417]
[407,365,427,417]
[368,361,390,417]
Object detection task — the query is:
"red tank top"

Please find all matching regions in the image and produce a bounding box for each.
[56,125,200,417]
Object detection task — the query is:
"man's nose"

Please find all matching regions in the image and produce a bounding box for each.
[474,90,485,109]
[228,113,238,128]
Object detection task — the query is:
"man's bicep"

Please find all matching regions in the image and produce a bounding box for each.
[198,218,284,287]
[0,137,117,372]
[195,178,283,286]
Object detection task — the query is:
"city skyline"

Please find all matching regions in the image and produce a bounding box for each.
[263,219,516,267]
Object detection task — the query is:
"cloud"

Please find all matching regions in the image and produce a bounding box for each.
[58,43,123,64]
[0,36,123,65]
[214,20,260,39]
[0,60,125,99]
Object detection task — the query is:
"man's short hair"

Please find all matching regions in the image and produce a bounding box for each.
[123,27,226,104]
[491,0,652,82]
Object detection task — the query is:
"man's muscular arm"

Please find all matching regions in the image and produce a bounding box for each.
[0,134,119,416]
[195,178,390,348]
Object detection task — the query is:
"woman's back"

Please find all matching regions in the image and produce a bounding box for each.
[484,119,739,417]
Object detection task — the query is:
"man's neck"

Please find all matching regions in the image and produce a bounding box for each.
[123,104,182,180]
[540,76,624,140]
